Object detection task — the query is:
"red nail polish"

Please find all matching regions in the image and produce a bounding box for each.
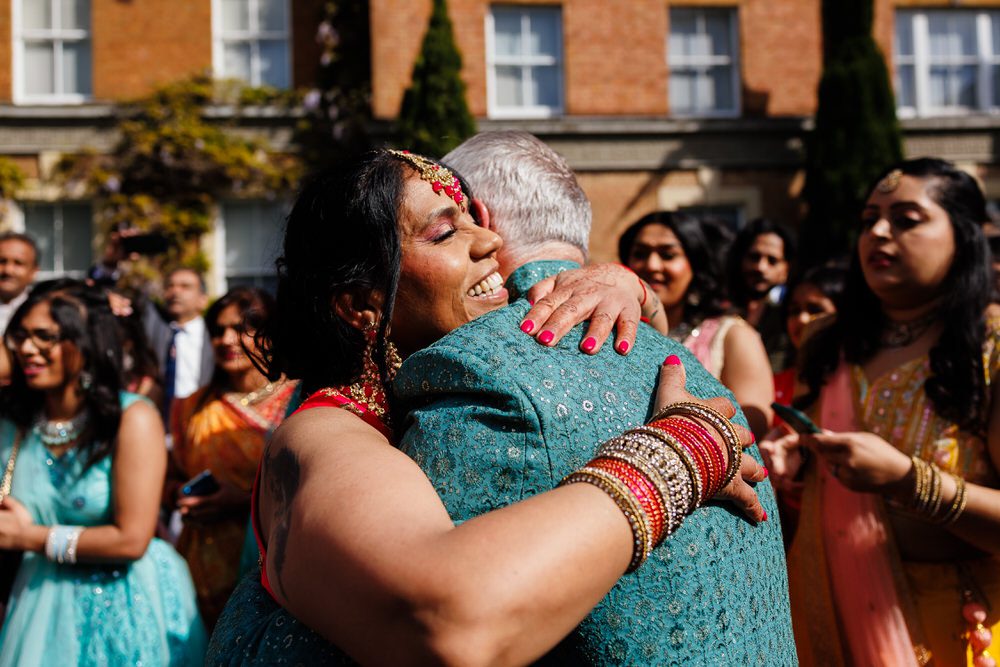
[617,340,630,354]
[762,466,769,478]
[520,320,535,334]
[663,354,681,366]
[539,330,555,345]
[582,337,597,352]
[762,510,768,522]
[528,299,534,306]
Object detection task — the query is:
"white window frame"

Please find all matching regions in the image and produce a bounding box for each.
[211,0,292,89]
[12,0,92,105]
[485,5,564,119]
[213,200,284,293]
[14,201,94,279]
[895,9,1000,118]
[667,7,741,119]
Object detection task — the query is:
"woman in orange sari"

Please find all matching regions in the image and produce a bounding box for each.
[765,158,1000,666]
[166,287,297,628]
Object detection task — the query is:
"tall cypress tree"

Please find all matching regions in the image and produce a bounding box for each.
[801,0,903,266]
[395,0,476,157]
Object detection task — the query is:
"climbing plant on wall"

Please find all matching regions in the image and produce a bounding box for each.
[58,74,302,285]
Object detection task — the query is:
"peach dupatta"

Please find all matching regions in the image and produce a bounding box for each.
[787,362,922,666]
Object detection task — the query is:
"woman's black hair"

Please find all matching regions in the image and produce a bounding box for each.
[195,286,276,412]
[254,149,472,396]
[798,158,993,434]
[617,211,731,326]
[0,280,124,468]
[726,217,797,307]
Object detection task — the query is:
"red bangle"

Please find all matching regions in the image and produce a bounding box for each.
[588,457,667,544]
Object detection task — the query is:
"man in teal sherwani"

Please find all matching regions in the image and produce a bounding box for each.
[394,131,797,665]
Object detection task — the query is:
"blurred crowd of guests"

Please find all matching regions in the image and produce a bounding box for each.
[0,145,997,665]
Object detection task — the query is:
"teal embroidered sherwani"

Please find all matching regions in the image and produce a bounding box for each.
[395,261,797,666]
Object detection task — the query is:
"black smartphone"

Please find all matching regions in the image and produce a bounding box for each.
[181,469,220,497]
[771,402,822,434]
[120,232,169,256]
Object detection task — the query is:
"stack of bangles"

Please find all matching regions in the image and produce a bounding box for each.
[908,456,968,525]
[45,525,84,564]
[559,401,743,573]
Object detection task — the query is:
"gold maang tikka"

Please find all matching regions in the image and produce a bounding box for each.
[876,169,903,194]
[387,149,467,212]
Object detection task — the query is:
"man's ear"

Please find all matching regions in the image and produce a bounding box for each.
[332,288,384,331]
[470,197,493,231]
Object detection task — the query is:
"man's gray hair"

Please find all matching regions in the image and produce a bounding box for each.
[444,131,591,259]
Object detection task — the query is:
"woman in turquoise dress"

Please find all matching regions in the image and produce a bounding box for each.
[0,281,206,666]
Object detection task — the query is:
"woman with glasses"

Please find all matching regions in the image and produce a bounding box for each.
[0,281,205,665]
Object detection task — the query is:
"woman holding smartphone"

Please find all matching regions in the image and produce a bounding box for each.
[0,281,205,665]
[166,287,297,629]
[768,159,1000,666]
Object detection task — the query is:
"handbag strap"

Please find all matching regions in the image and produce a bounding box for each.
[0,429,24,503]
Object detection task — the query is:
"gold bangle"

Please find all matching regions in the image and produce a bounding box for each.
[560,468,652,573]
[939,475,968,526]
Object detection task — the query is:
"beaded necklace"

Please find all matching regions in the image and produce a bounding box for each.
[34,409,89,448]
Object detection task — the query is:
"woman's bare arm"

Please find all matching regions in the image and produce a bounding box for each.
[8,400,166,561]
[720,321,775,441]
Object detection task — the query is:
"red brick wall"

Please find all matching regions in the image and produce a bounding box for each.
[92,0,212,100]
[0,4,10,101]
[370,0,830,119]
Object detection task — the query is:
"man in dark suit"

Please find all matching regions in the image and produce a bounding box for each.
[145,268,214,419]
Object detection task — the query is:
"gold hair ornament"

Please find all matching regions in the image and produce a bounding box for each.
[876,169,903,194]
[388,149,466,211]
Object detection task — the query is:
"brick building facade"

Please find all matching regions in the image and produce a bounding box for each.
[374,0,1000,263]
[0,0,997,290]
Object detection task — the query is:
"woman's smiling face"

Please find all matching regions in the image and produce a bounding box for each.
[389,171,508,356]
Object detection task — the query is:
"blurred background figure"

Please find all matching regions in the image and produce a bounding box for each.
[0,233,38,334]
[619,211,774,439]
[165,287,297,629]
[0,281,205,664]
[765,158,1000,666]
[144,268,213,423]
[727,218,796,372]
[985,221,1000,303]
[773,262,848,407]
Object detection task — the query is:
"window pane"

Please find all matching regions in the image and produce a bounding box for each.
[669,10,698,59]
[61,204,92,273]
[896,64,916,107]
[709,65,735,110]
[669,70,695,113]
[22,0,52,30]
[993,65,1000,107]
[704,10,732,57]
[257,0,286,31]
[60,0,89,30]
[528,65,559,108]
[493,9,522,57]
[895,13,914,56]
[223,202,282,275]
[23,205,56,273]
[929,65,977,107]
[62,40,91,95]
[222,0,249,31]
[525,8,559,57]
[258,40,289,88]
[928,12,976,58]
[223,42,252,81]
[992,12,1000,57]
[24,43,55,96]
[494,65,523,107]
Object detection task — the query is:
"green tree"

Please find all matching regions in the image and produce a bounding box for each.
[801,0,903,266]
[395,0,476,157]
